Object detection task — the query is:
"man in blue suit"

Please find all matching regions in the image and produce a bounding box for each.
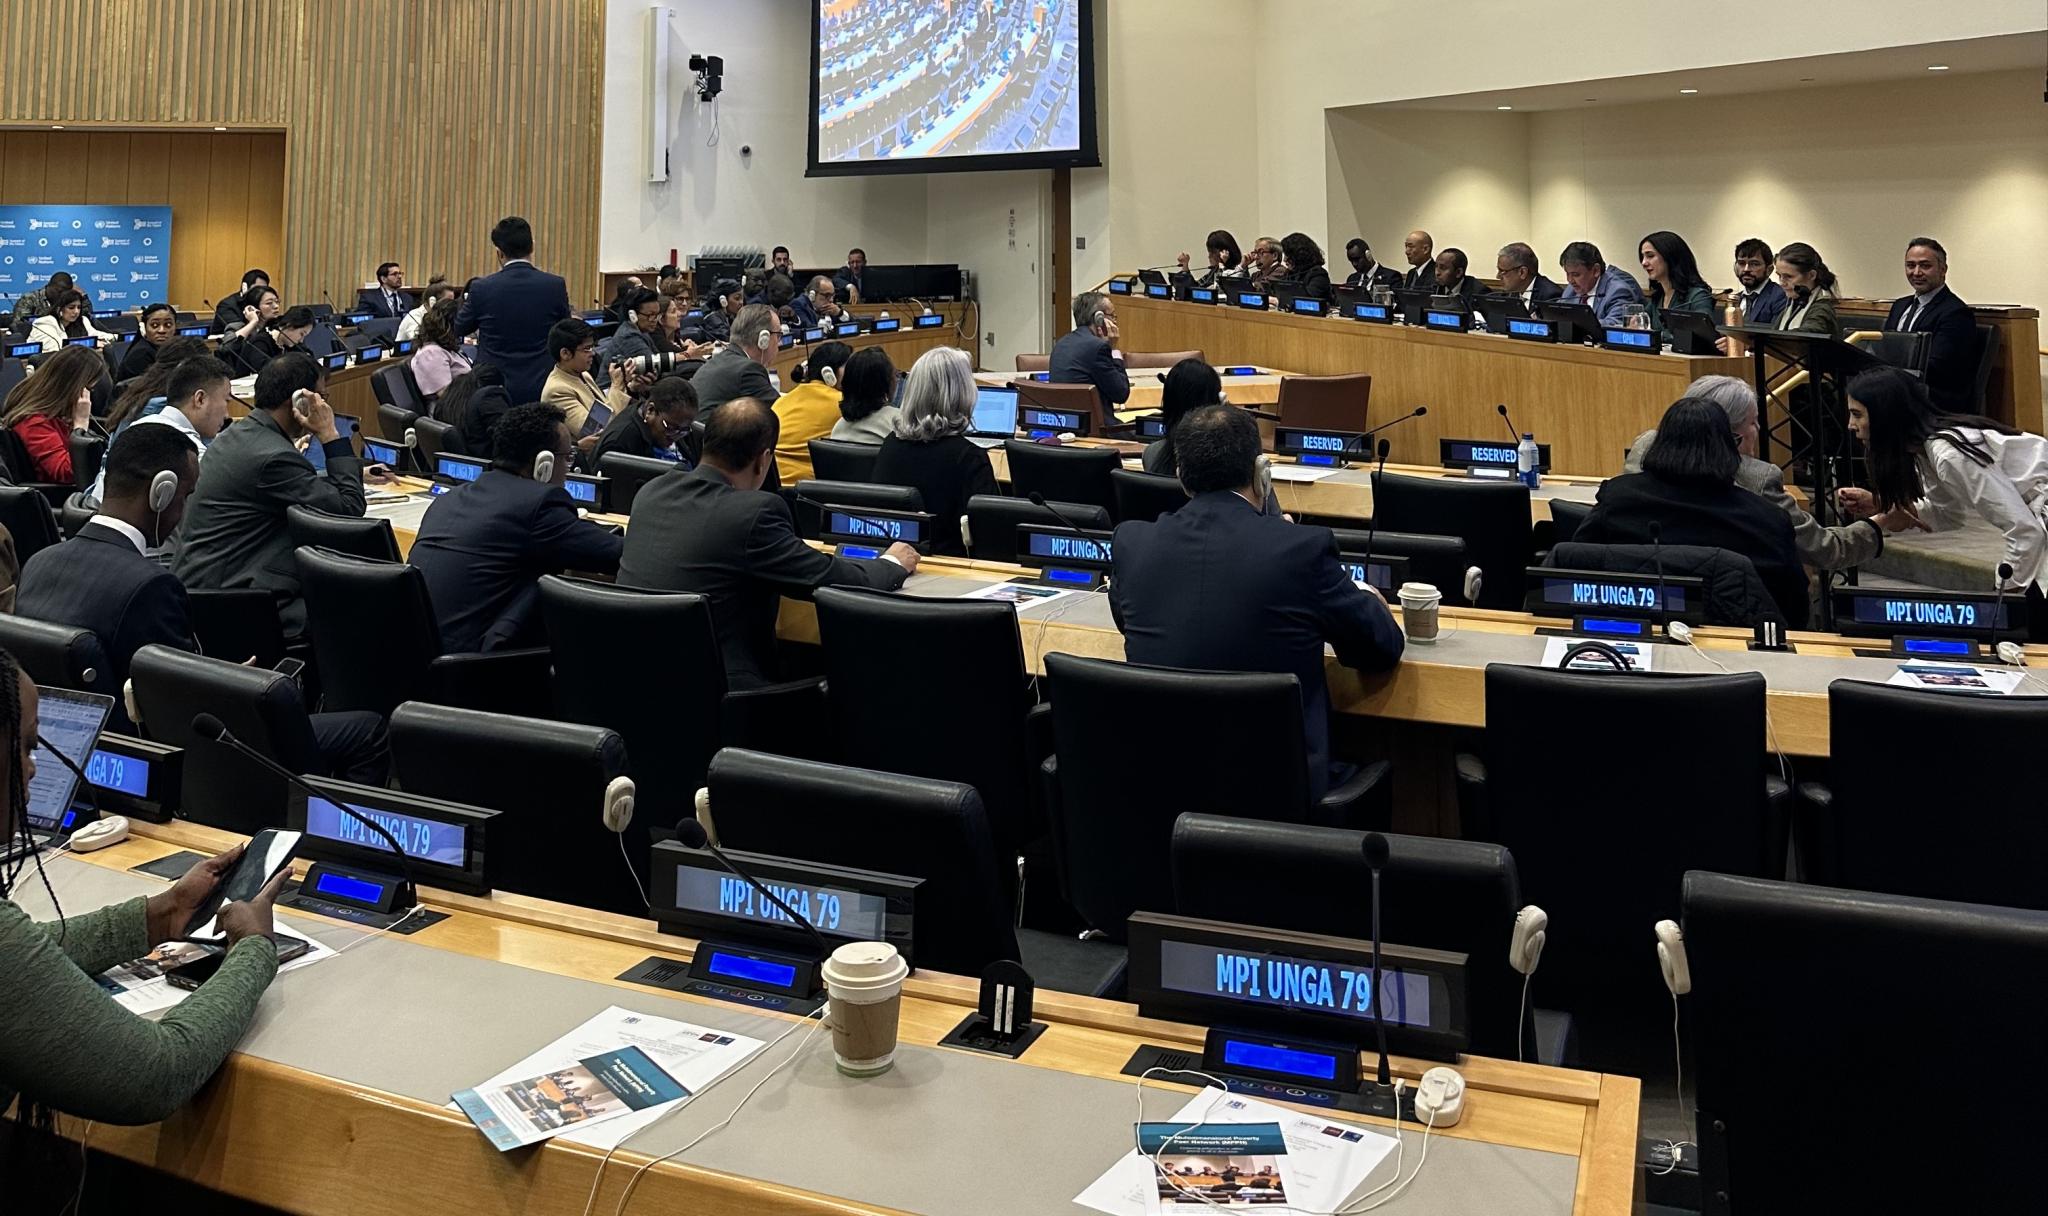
[355,262,413,319]
[1108,406,1404,800]
[1049,291,1129,420]
[1732,238,1788,327]
[409,404,624,653]
[1558,241,1647,328]
[453,216,573,404]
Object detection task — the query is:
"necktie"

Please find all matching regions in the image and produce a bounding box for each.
[1902,300,1922,331]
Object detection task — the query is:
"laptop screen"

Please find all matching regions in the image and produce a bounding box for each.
[972,386,1019,436]
[27,687,113,831]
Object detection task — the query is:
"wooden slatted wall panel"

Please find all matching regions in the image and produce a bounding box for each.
[0,0,603,307]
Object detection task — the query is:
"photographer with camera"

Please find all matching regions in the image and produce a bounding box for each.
[597,288,670,389]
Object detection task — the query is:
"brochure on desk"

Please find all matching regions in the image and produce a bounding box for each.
[93,934,333,1015]
[455,1045,687,1151]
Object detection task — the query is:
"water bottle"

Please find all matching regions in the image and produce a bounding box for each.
[1517,433,1541,489]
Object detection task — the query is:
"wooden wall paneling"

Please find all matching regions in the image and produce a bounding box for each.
[0,0,291,127]
[163,131,221,308]
[243,134,287,304]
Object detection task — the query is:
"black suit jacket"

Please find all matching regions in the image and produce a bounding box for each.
[1343,264,1404,292]
[1526,274,1565,304]
[1278,265,1333,301]
[356,287,415,319]
[409,469,625,653]
[1435,275,1485,308]
[1109,492,1404,800]
[452,261,572,404]
[1574,471,1809,628]
[1885,286,1977,410]
[1049,327,1130,409]
[689,346,781,413]
[617,465,907,687]
[17,522,193,729]
[1401,263,1435,291]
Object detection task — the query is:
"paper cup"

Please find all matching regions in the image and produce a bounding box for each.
[821,942,909,1076]
[1398,581,1442,643]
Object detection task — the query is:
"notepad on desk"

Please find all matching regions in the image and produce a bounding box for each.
[1267,464,1343,483]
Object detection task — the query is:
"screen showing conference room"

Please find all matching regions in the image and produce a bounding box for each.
[809,0,1098,176]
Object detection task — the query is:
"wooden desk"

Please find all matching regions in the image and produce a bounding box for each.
[770,327,957,384]
[228,359,395,438]
[975,367,1290,411]
[1113,296,1748,475]
[48,820,1641,1216]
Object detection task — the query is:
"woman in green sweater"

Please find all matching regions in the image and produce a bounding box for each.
[1638,230,1715,345]
[0,648,286,1131]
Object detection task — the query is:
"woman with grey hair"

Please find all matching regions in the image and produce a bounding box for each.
[871,346,996,556]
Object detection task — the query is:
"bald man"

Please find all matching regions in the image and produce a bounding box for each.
[1401,230,1435,291]
[790,275,845,330]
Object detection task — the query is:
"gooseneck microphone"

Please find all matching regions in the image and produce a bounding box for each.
[675,819,831,959]
[1027,491,1098,538]
[1650,520,1669,631]
[1361,831,1394,1091]
[1361,438,1393,568]
[1359,406,1428,443]
[190,713,418,910]
[36,735,104,822]
[1497,402,1521,444]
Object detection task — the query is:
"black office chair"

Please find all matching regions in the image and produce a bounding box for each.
[1684,871,2048,1211]
[791,478,925,539]
[67,430,105,495]
[129,644,326,834]
[1171,815,1560,1063]
[1454,664,1784,1074]
[0,485,61,565]
[1002,440,1120,517]
[1370,472,1531,610]
[371,362,426,419]
[0,430,70,508]
[704,749,1126,994]
[1853,328,1929,374]
[295,546,552,719]
[57,492,94,539]
[376,403,421,473]
[1547,500,1591,547]
[1967,323,2000,413]
[388,701,643,914]
[1328,528,1472,604]
[411,414,460,465]
[808,438,881,483]
[1797,680,2048,909]
[814,587,1047,858]
[599,452,680,516]
[1549,541,1790,629]
[286,506,400,563]
[0,616,110,696]
[538,576,827,828]
[1109,467,1186,524]
[962,493,1110,563]
[185,589,288,667]
[1042,653,1391,943]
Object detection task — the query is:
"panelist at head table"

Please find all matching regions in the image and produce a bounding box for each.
[1493,242,1562,307]
[1729,237,1788,327]
[1769,241,1839,335]
[1400,229,1435,291]
[1431,248,1484,309]
[1110,404,1403,801]
[1343,238,1402,292]
[1637,230,1714,344]
[1276,232,1332,301]
[617,397,916,689]
[1174,229,1244,288]
[1557,241,1646,329]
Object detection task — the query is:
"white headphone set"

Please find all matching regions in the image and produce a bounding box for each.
[819,364,838,388]
[148,467,177,547]
[1509,905,1547,1063]
[1652,918,1697,1176]
[532,448,556,482]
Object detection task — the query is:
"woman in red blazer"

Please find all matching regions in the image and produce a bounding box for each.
[1,344,101,483]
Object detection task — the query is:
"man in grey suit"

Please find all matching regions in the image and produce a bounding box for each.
[1049,291,1129,414]
[617,398,916,688]
[1623,375,1882,572]
[689,304,783,414]
[171,352,367,641]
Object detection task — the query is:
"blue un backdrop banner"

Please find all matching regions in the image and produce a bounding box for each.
[0,204,173,311]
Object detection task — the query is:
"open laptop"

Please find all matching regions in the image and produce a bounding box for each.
[18,687,114,853]
[969,384,1019,447]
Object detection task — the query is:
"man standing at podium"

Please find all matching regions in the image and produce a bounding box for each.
[1885,237,1977,410]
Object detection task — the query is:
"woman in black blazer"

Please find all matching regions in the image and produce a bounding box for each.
[870,346,996,557]
[1277,232,1332,300]
[1575,397,1809,626]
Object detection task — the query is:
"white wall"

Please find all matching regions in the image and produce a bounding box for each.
[1325,108,1531,281]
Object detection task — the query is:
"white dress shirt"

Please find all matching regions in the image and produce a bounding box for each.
[86,513,151,556]
[396,304,429,341]
[1916,427,2048,590]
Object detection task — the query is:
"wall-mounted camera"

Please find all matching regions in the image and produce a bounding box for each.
[688,53,723,101]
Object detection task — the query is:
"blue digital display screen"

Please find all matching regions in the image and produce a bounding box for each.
[305,797,467,868]
[674,869,888,940]
[323,351,349,371]
[1425,310,1465,329]
[1539,576,1686,613]
[1046,567,1096,585]
[873,318,900,332]
[1191,288,1219,304]
[1290,297,1321,314]
[437,455,484,483]
[1030,372,1050,381]
[1025,530,1112,567]
[343,312,372,325]
[1135,416,1167,439]
[1605,328,1655,349]
[1507,318,1554,340]
[707,950,799,990]
[363,439,403,466]
[1298,454,1335,466]
[827,510,925,543]
[564,476,599,503]
[1108,279,1132,294]
[394,339,417,355]
[1023,407,1082,430]
[835,322,861,337]
[803,327,825,343]
[1338,559,1398,592]
[65,335,97,348]
[85,749,149,797]
[1221,1038,1340,1082]
[1158,941,1435,1028]
[583,315,607,327]
[1848,593,2007,632]
[313,870,388,904]
[1901,637,1974,655]
[840,544,881,559]
[914,314,946,329]
[175,325,209,338]
[1277,428,1362,456]
[1147,283,1171,299]
[1223,367,1257,376]
[1581,617,1649,637]
[1236,291,1268,308]
[1352,304,1391,321]
[356,344,384,362]
[779,334,796,349]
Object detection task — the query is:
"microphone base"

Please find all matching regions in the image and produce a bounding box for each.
[1353,1079,1425,1126]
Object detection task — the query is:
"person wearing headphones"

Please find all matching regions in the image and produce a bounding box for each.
[771,341,854,483]
[15,425,201,731]
[691,279,743,345]
[1049,290,1129,412]
[88,354,233,507]
[689,303,783,414]
[219,293,315,377]
[408,404,624,653]
[586,374,700,471]
[790,275,847,330]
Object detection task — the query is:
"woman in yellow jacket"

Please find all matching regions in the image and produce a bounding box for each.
[772,341,855,483]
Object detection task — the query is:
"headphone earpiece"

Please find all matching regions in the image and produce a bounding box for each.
[758,330,773,350]
[717,293,728,309]
[533,449,556,482]
[1655,919,1691,996]
[601,776,636,833]
[820,365,838,388]
[147,469,178,513]
[1509,905,1548,976]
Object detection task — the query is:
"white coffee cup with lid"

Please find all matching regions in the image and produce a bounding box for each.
[821,941,910,1076]
[1398,581,1442,642]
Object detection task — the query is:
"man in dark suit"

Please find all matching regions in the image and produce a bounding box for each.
[1050,291,1130,413]
[356,261,413,319]
[1341,239,1402,291]
[1432,248,1486,308]
[1732,238,1787,327]
[16,425,198,730]
[617,398,916,688]
[453,216,573,404]
[832,248,867,303]
[690,304,783,413]
[1885,237,1978,410]
[170,353,368,641]
[1109,406,1404,800]
[410,404,624,653]
[1400,230,1435,291]
[210,268,268,335]
[1495,242,1563,305]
